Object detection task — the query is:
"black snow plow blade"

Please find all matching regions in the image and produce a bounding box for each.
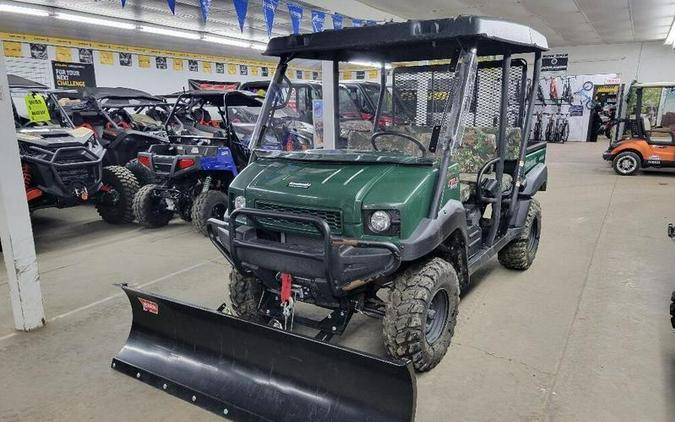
[112,285,416,422]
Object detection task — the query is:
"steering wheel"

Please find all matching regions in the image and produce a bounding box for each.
[371,131,426,157]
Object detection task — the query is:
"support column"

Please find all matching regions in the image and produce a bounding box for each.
[321,60,338,149]
[0,43,45,331]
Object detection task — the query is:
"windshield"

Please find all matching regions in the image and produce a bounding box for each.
[11,89,72,129]
[253,53,480,160]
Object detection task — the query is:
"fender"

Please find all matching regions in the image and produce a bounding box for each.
[399,199,467,261]
[520,163,547,197]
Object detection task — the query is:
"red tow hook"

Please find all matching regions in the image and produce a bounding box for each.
[280,273,293,304]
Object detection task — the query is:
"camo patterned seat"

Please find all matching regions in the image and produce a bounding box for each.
[454,127,522,202]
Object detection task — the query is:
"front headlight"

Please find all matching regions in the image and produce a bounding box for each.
[369,210,391,232]
[234,195,246,209]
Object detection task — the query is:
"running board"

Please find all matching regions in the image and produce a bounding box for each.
[468,228,520,274]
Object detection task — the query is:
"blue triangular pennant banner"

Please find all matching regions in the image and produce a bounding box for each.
[262,0,279,37]
[351,18,363,27]
[167,0,176,14]
[233,0,248,32]
[332,14,343,30]
[121,0,127,7]
[199,0,212,21]
[287,3,303,35]
[311,10,326,33]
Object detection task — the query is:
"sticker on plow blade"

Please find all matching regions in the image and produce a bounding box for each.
[137,297,158,314]
[112,286,416,422]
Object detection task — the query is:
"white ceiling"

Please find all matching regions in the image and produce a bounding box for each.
[6,0,322,43]
[354,0,675,47]
[0,0,672,56]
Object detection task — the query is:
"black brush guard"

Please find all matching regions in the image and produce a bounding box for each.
[23,144,102,197]
[112,285,416,422]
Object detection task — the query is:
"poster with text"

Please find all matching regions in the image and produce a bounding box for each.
[542,54,568,72]
[30,43,47,60]
[156,57,167,69]
[173,58,184,71]
[3,41,22,57]
[138,56,151,68]
[56,47,72,62]
[52,61,97,91]
[216,63,225,74]
[100,51,114,65]
[239,65,248,76]
[79,49,93,64]
[188,60,198,72]
[119,53,132,67]
[261,67,269,77]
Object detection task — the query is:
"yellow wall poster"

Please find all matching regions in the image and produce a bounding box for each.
[3,41,22,57]
[100,51,113,65]
[367,70,378,80]
[56,47,72,62]
[24,94,50,122]
[202,61,212,73]
[138,55,151,68]
[173,58,184,71]
[227,63,237,75]
[250,66,259,76]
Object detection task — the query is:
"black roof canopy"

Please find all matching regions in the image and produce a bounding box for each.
[265,16,548,62]
[166,90,263,108]
[82,87,164,103]
[7,74,49,90]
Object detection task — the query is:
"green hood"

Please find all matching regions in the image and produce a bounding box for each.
[232,155,439,238]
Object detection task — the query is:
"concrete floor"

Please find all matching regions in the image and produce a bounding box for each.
[1,141,674,421]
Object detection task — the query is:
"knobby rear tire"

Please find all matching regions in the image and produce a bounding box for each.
[498,199,541,270]
[96,166,139,224]
[133,184,173,228]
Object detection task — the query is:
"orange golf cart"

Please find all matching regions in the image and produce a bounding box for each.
[603,82,675,175]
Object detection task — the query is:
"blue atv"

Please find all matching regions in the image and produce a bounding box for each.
[132,89,312,235]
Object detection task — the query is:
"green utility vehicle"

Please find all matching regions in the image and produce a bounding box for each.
[113,17,549,422]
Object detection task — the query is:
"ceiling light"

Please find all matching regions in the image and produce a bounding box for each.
[56,12,136,30]
[140,26,200,40]
[0,4,49,17]
[665,17,675,46]
[203,35,251,48]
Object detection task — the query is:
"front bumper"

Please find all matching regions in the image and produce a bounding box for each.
[208,208,401,294]
[602,151,614,161]
[23,144,103,200]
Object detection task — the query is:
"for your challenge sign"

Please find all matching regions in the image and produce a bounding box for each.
[52,61,97,90]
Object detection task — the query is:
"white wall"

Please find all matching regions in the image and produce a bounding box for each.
[4,43,314,95]
[545,41,675,83]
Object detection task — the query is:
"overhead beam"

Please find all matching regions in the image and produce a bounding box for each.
[0,43,45,331]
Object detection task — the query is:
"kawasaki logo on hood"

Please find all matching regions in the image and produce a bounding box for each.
[288,181,312,189]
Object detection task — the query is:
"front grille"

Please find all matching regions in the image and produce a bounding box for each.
[255,201,343,234]
[57,166,97,186]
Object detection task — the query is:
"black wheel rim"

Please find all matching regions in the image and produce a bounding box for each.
[425,289,449,344]
[527,218,540,254]
[211,203,227,219]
